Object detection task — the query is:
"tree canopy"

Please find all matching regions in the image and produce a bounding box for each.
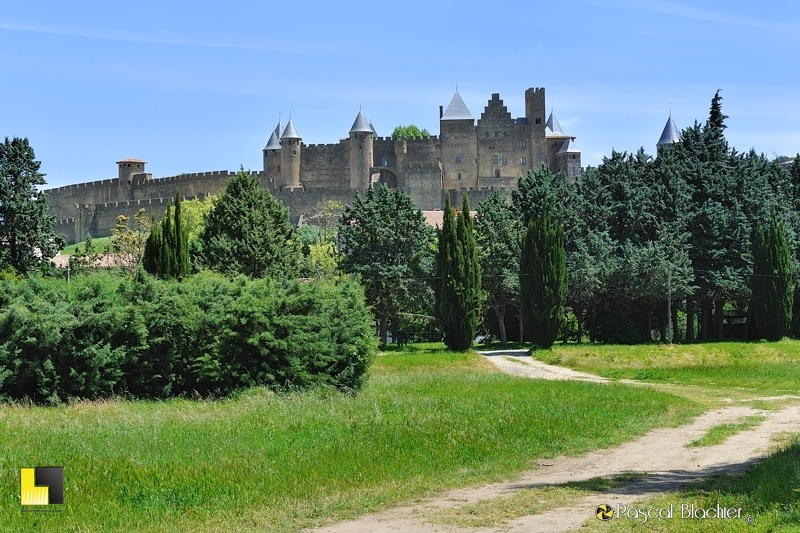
[0,137,64,273]
[392,124,431,140]
[434,195,483,351]
[336,184,434,346]
[197,169,300,279]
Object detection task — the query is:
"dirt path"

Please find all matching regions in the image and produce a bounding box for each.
[309,352,800,533]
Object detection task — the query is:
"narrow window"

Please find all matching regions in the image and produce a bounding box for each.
[278,165,281,172]
[535,117,541,125]
[520,157,527,165]
[293,150,297,156]
[485,132,489,138]
[458,173,461,180]
[491,155,499,165]
[520,140,526,148]
[495,169,501,178]
[455,155,462,163]
[502,155,508,165]
[381,155,388,167]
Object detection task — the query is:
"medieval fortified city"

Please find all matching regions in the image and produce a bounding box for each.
[44,87,606,243]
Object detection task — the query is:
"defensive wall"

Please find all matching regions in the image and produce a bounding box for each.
[49,170,509,244]
[46,88,582,243]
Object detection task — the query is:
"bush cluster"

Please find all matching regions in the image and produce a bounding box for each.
[0,271,375,404]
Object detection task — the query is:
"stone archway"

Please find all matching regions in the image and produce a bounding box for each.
[371,167,398,189]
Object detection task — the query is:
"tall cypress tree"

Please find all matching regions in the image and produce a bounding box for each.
[434,195,482,351]
[173,192,190,279]
[751,209,793,341]
[142,193,190,280]
[520,202,567,349]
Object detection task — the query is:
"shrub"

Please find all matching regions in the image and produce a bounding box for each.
[0,272,375,404]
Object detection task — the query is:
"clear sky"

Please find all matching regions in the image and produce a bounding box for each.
[1,0,798,189]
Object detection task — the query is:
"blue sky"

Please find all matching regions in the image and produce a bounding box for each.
[1,0,798,188]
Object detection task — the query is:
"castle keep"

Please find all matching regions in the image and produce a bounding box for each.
[45,88,583,243]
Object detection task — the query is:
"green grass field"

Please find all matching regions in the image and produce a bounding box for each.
[59,236,114,255]
[0,347,699,532]
[529,340,800,532]
[533,340,800,405]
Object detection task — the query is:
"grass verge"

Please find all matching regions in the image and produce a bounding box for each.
[533,340,800,405]
[427,474,644,528]
[686,415,767,448]
[0,348,699,532]
[580,438,800,532]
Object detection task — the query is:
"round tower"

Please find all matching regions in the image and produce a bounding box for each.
[280,118,302,189]
[349,110,374,191]
[263,120,282,188]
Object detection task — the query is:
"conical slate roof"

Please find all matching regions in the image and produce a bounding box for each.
[350,110,372,134]
[370,121,377,136]
[281,118,301,139]
[657,115,681,146]
[275,120,281,138]
[545,112,568,137]
[264,130,281,150]
[557,138,581,154]
[441,91,473,120]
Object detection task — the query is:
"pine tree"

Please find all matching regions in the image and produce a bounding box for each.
[708,89,728,130]
[434,195,483,352]
[520,202,567,349]
[0,137,64,273]
[199,168,300,279]
[751,209,793,341]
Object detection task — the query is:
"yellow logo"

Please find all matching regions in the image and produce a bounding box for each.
[21,467,64,507]
[596,504,614,520]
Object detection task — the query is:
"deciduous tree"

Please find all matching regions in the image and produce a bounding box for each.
[337,184,434,345]
[475,191,520,347]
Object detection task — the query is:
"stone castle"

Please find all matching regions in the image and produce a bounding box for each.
[46,88,584,243]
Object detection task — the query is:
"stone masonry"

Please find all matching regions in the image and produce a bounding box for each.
[46,88,584,243]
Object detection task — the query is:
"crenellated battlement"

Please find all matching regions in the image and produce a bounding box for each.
[303,141,348,150]
[49,87,578,244]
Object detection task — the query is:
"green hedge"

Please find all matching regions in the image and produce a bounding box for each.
[0,271,375,404]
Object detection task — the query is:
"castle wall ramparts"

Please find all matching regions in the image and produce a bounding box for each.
[300,142,349,188]
[47,87,574,244]
[45,170,264,224]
